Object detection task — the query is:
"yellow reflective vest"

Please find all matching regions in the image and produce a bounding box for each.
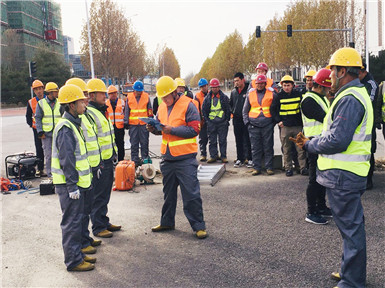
[38,98,61,132]
[301,92,329,137]
[80,112,102,168]
[52,118,92,189]
[209,97,224,120]
[317,86,373,177]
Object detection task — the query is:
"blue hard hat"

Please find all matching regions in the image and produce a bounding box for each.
[198,78,208,87]
[133,81,144,91]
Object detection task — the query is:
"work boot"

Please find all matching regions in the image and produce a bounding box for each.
[84,255,97,263]
[331,272,341,281]
[221,158,228,163]
[91,239,102,247]
[286,170,293,177]
[69,260,94,272]
[318,207,333,218]
[107,224,122,232]
[196,230,208,239]
[81,245,96,254]
[266,169,274,175]
[95,230,113,238]
[151,225,175,232]
[251,169,261,176]
[300,168,309,176]
[200,156,207,162]
[207,158,217,163]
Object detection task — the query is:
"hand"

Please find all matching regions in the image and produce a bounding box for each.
[96,168,102,179]
[278,121,284,128]
[289,132,309,149]
[69,189,80,200]
[376,123,382,130]
[146,124,156,133]
[38,132,46,139]
[161,125,173,134]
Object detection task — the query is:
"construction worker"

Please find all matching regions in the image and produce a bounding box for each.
[202,78,231,163]
[271,75,307,176]
[230,72,252,168]
[303,70,317,93]
[34,82,60,178]
[249,62,278,91]
[26,79,45,177]
[51,84,94,271]
[243,74,276,175]
[292,47,373,288]
[300,68,332,225]
[65,77,102,255]
[194,78,209,161]
[175,77,194,99]
[87,78,121,238]
[124,80,153,166]
[358,63,379,190]
[106,85,125,161]
[147,76,207,239]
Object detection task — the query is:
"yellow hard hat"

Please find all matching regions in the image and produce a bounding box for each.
[280,75,294,84]
[175,77,186,87]
[66,78,88,92]
[326,47,363,69]
[107,85,118,94]
[32,80,44,89]
[87,78,107,93]
[44,82,59,92]
[156,76,178,98]
[58,84,87,104]
[304,70,316,78]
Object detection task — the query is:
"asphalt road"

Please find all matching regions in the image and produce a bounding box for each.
[1,108,385,287]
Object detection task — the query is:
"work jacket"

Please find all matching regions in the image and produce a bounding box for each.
[35,97,61,133]
[301,91,329,137]
[202,90,230,125]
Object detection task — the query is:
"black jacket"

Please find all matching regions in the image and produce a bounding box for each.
[202,90,231,124]
[271,89,303,127]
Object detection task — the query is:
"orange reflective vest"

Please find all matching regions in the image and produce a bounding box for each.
[127,92,150,125]
[106,98,125,129]
[252,78,273,89]
[158,95,198,157]
[28,97,38,129]
[248,89,273,118]
[195,91,205,112]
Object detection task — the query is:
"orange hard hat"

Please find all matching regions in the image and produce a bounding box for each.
[107,85,118,94]
[32,80,44,89]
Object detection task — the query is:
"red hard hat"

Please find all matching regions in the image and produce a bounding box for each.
[255,62,268,72]
[255,74,267,84]
[209,78,220,88]
[313,68,332,88]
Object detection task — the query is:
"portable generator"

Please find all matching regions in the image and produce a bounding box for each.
[5,152,40,180]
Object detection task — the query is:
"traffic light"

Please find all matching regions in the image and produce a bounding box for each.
[256,26,261,38]
[287,25,292,37]
[30,61,37,74]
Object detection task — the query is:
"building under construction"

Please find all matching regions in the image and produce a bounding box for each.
[1,1,64,69]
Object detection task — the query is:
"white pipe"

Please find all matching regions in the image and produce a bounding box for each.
[85,0,95,78]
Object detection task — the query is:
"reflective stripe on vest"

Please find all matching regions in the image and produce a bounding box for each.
[248,89,273,119]
[301,92,329,137]
[87,106,117,160]
[29,97,38,129]
[51,118,92,188]
[80,112,102,167]
[382,85,385,121]
[127,92,149,125]
[158,95,198,156]
[106,98,125,129]
[209,97,224,120]
[317,86,373,177]
[38,98,61,132]
[279,96,301,115]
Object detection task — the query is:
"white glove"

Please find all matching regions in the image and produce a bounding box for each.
[69,189,80,200]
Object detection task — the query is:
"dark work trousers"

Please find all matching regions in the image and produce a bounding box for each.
[367,126,376,187]
[199,122,208,157]
[326,187,366,288]
[114,127,125,161]
[91,159,113,235]
[233,117,251,162]
[248,123,274,170]
[159,157,206,231]
[306,152,326,213]
[56,185,85,271]
[129,125,149,163]
[32,128,44,171]
[207,121,229,159]
[81,184,94,249]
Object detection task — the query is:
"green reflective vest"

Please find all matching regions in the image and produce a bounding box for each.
[39,98,61,132]
[382,84,385,121]
[87,106,117,160]
[301,92,329,137]
[209,97,224,120]
[317,86,373,177]
[80,112,102,168]
[52,118,92,188]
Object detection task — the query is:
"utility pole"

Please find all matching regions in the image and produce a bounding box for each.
[85,0,95,78]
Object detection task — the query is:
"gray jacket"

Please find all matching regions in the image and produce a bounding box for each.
[305,78,367,190]
[35,97,58,136]
[243,87,275,128]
